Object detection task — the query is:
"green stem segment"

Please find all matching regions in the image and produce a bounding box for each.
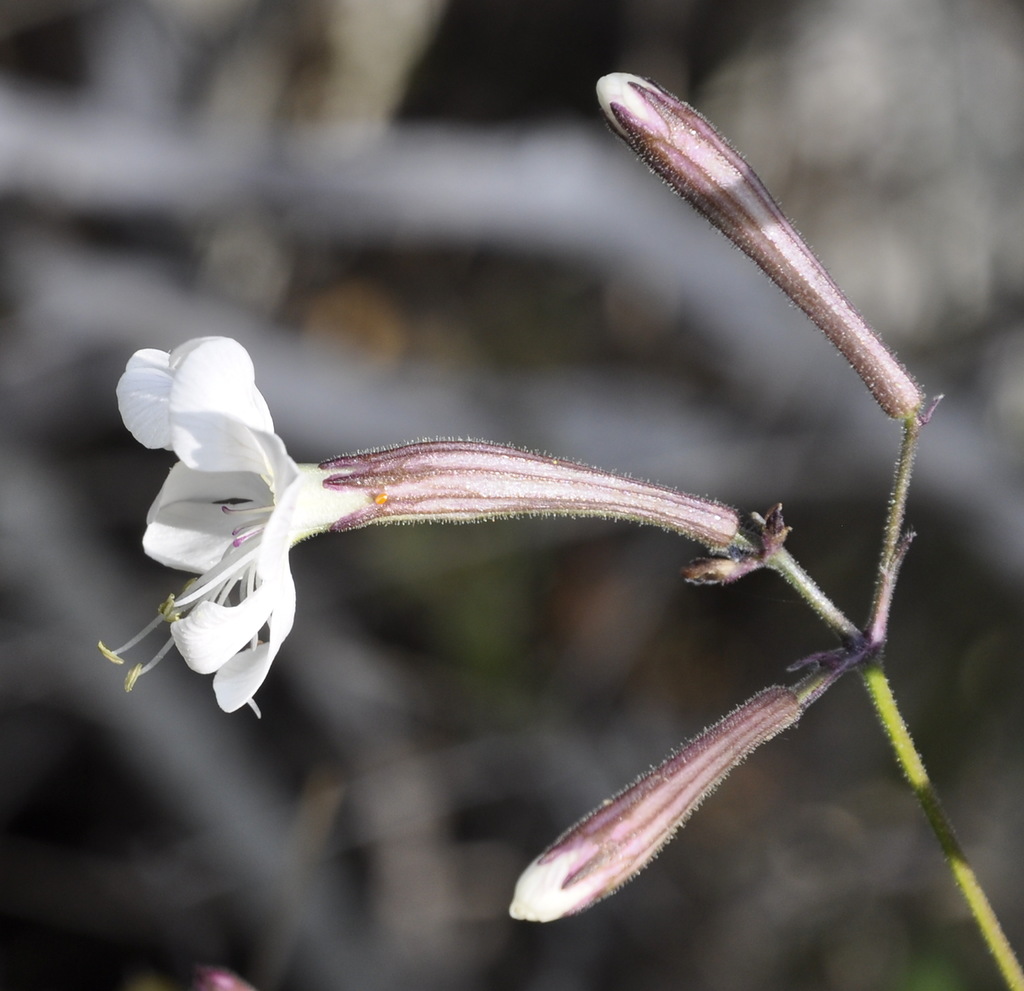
[766,410,1022,988]
[859,415,1024,988]
[861,662,1024,991]
[867,414,920,642]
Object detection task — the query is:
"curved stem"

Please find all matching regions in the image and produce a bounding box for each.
[861,663,1024,991]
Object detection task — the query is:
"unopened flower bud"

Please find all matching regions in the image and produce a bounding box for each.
[192,967,257,991]
[320,440,740,549]
[681,554,754,584]
[596,73,925,421]
[509,685,803,922]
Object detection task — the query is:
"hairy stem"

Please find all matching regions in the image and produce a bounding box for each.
[861,663,1024,991]
[861,411,1023,988]
[868,414,920,640]
[763,407,1021,986]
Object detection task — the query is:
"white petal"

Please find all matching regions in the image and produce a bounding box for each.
[144,519,228,575]
[171,412,278,476]
[212,644,275,713]
[264,566,296,656]
[509,846,601,922]
[256,460,303,577]
[171,580,277,674]
[210,563,294,710]
[143,463,273,572]
[170,338,273,431]
[212,569,295,711]
[116,349,173,449]
[595,74,656,141]
[117,338,271,458]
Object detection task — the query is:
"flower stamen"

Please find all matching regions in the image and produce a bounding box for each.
[98,594,178,664]
[230,522,266,546]
[99,593,181,692]
[124,634,177,691]
[174,549,259,609]
[218,501,273,515]
[219,502,273,547]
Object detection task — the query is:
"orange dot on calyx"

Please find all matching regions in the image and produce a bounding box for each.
[374,492,388,505]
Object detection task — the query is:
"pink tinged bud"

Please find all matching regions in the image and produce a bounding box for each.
[320,440,739,549]
[596,73,925,421]
[509,685,803,922]
[192,967,257,991]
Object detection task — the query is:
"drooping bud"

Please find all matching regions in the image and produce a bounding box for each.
[509,685,803,922]
[319,440,740,549]
[596,73,925,421]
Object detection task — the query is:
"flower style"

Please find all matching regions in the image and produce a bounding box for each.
[99,337,372,713]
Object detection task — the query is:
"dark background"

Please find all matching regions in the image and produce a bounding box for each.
[1,0,1023,988]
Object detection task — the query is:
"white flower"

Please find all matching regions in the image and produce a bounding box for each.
[102,338,746,715]
[100,337,370,714]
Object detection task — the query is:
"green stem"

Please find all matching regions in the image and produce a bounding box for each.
[765,409,1022,987]
[860,411,1024,989]
[861,662,1024,991]
[868,414,920,639]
